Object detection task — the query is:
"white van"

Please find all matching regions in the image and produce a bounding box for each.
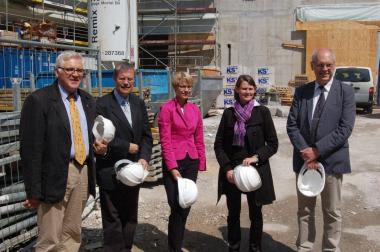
[334,66,375,114]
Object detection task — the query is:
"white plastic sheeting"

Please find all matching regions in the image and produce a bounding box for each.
[296,3,380,22]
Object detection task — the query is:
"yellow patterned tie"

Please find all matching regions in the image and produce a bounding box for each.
[68,95,86,165]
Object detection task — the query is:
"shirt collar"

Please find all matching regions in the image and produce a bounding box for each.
[114,89,130,105]
[315,78,333,93]
[58,83,78,100]
[253,99,260,107]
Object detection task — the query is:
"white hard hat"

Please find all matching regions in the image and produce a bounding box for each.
[177,178,198,209]
[233,165,262,193]
[92,115,116,142]
[297,162,325,197]
[114,159,148,187]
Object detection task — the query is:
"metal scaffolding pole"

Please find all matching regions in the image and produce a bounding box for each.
[174,0,177,72]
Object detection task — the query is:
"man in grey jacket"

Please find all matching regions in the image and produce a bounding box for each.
[287,48,356,252]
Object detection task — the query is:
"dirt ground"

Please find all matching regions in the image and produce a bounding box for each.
[81,109,380,252]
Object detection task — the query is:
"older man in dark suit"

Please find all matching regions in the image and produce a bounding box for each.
[20,51,97,251]
[287,48,356,251]
[93,62,152,252]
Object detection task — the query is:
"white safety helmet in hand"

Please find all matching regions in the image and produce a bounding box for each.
[92,115,116,142]
[177,178,198,209]
[297,162,325,197]
[233,165,262,193]
[114,159,149,187]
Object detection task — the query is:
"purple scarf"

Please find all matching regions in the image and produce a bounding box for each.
[233,100,255,146]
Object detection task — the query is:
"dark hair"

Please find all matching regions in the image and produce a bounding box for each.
[234,74,256,101]
[113,62,135,80]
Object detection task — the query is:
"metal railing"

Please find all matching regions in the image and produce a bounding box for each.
[0,37,103,112]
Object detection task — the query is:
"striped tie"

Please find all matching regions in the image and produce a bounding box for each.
[68,95,86,165]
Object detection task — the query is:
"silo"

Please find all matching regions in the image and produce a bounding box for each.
[88,0,138,67]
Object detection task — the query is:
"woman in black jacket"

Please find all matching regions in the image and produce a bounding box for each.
[214,75,278,252]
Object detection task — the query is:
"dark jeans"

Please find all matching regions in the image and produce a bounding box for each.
[99,183,140,252]
[163,155,199,252]
[225,183,263,252]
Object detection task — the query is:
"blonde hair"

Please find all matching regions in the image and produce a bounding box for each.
[172,72,193,89]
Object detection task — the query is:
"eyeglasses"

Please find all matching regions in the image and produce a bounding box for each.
[58,67,85,75]
[178,85,192,90]
[315,64,334,69]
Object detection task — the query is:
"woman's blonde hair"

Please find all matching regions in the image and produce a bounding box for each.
[172,72,193,89]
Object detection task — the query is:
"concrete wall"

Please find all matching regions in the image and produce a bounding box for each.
[215,0,380,87]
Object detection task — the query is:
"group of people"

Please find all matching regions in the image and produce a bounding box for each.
[20,47,355,252]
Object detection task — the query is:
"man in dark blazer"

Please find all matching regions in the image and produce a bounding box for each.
[20,51,97,251]
[93,62,152,252]
[287,48,356,252]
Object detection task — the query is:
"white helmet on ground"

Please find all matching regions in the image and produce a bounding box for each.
[92,115,116,142]
[114,159,149,187]
[233,165,262,193]
[177,178,198,209]
[297,162,326,197]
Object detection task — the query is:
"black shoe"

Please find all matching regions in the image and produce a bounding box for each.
[249,244,261,252]
[228,243,240,252]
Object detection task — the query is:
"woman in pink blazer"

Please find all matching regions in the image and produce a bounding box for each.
[158,72,206,252]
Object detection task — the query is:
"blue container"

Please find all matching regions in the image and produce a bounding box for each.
[90,69,170,101]
[0,48,5,88]
[0,48,61,89]
[91,70,114,88]
[19,49,33,88]
[139,69,170,102]
[1,48,22,88]
[35,71,56,89]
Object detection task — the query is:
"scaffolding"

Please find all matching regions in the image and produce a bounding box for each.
[0,0,88,46]
[138,0,218,71]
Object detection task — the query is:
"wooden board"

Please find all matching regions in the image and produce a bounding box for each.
[296,21,378,81]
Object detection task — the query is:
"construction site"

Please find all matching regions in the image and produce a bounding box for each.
[0,0,379,251]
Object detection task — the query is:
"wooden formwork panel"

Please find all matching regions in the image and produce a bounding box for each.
[296,21,378,81]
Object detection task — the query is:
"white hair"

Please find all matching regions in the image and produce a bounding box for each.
[56,51,84,68]
[311,48,336,65]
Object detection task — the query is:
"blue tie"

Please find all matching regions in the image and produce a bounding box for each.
[121,100,133,127]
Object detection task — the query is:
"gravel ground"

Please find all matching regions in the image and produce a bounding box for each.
[80,109,380,252]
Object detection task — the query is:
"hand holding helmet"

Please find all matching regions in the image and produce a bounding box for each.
[297,162,326,197]
[233,164,262,192]
[114,159,149,187]
[177,178,198,209]
[242,154,259,166]
[92,115,116,142]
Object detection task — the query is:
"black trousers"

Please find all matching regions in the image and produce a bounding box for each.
[99,183,140,252]
[225,183,263,252]
[163,155,199,252]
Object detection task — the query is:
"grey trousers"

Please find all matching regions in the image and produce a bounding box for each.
[296,173,343,252]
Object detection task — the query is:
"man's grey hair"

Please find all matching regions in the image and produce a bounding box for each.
[113,62,135,80]
[311,48,336,65]
[56,51,84,68]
